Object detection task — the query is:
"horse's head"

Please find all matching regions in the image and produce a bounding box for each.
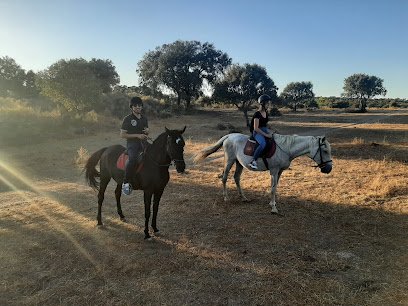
[311,136,333,174]
[165,126,186,173]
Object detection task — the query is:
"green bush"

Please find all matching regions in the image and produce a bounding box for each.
[332,100,350,108]
[100,92,129,118]
[269,107,282,116]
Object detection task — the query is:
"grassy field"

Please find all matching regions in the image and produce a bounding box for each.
[0,106,407,305]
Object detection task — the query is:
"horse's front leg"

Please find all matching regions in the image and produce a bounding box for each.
[114,183,126,222]
[234,161,249,202]
[152,189,164,234]
[143,191,153,240]
[269,169,283,214]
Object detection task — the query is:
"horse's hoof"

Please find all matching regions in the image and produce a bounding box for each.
[120,217,127,223]
[271,211,284,217]
[153,229,160,236]
[241,198,250,202]
[144,236,152,241]
[97,223,103,227]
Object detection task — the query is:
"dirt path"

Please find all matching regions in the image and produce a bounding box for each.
[295,109,408,136]
[0,109,407,306]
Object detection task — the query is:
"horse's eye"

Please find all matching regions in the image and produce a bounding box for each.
[176,138,181,145]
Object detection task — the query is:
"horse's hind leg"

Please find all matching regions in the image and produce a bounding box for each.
[234,161,249,202]
[97,177,110,226]
[114,183,126,222]
[222,158,235,201]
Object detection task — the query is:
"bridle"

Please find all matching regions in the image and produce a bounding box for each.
[147,135,185,167]
[311,138,332,169]
[168,136,185,162]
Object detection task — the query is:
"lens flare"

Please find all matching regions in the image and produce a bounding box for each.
[0,160,102,273]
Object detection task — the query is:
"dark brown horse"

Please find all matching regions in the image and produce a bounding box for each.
[84,127,186,239]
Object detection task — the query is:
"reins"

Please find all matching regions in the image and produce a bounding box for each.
[274,136,332,169]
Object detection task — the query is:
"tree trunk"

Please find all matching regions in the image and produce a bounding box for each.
[242,108,250,130]
[177,94,181,106]
[359,98,367,112]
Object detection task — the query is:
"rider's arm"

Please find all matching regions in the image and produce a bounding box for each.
[120,129,148,140]
[253,118,270,138]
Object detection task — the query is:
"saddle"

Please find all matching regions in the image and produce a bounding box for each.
[244,136,276,159]
[116,151,144,173]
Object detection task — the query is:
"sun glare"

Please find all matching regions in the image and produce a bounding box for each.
[0,160,102,273]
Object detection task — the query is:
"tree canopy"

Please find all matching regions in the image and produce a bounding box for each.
[137,40,231,109]
[88,58,120,93]
[280,81,315,111]
[0,56,26,97]
[213,63,278,127]
[36,58,119,115]
[342,73,387,112]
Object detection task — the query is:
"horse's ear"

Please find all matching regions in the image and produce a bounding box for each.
[322,136,326,142]
[165,127,170,135]
[181,126,186,134]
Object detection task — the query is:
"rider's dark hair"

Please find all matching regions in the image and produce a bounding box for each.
[129,96,143,108]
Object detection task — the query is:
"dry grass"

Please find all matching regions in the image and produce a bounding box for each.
[0,98,119,147]
[74,147,90,168]
[0,108,407,305]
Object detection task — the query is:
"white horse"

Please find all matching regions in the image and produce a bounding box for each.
[194,133,333,214]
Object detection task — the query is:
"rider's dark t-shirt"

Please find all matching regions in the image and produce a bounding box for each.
[250,111,268,133]
[121,113,148,144]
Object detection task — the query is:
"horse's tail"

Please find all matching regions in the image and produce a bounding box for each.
[84,147,108,191]
[194,135,229,163]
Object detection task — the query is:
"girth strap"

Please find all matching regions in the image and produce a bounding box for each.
[262,157,268,169]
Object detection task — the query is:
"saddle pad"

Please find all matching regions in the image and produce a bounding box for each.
[116,152,128,170]
[243,140,257,156]
[243,138,277,158]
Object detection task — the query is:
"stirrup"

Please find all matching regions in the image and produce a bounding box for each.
[248,160,258,170]
[122,183,132,195]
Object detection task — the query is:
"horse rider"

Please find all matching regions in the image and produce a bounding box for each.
[120,96,149,195]
[248,94,273,170]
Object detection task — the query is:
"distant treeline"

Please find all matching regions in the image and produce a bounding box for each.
[315,97,408,109]
[1,39,406,122]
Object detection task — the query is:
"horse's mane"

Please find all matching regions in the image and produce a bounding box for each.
[147,132,168,153]
[273,134,299,151]
[153,131,168,144]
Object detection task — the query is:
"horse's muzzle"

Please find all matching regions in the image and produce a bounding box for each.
[320,162,332,174]
[175,160,186,173]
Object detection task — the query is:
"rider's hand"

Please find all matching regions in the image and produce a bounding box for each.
[142,128,149,135]
[139,134,148,140]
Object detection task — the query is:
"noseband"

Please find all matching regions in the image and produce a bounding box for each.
[312,138,332,169]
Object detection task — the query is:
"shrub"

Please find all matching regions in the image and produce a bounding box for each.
[269,107,282,116]
[196,96,213,107]
[100,92,129,118]
[389,101,399,108]
[332,100,350,108]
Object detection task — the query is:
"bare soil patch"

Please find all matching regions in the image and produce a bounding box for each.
[1,108,407,305]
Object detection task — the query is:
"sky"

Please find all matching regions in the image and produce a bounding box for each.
[1,0,407,98]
